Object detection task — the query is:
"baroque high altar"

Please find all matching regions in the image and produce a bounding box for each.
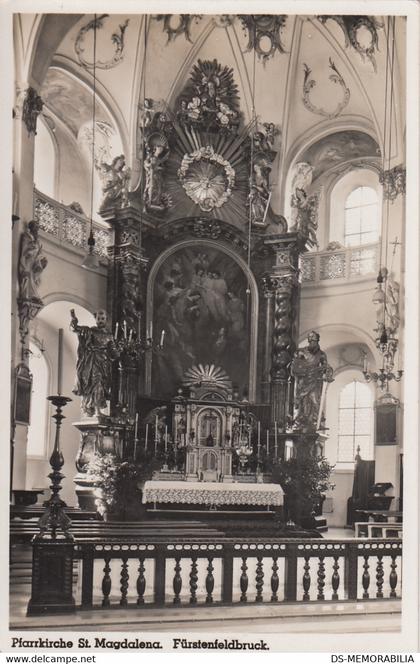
[71,58,332,512]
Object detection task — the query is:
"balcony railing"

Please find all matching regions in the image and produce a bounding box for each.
[33,188,111,259]
[300,244,379,285]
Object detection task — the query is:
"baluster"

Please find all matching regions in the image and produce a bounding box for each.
[317,555,325,601]
[270,556,279,602]
[101,555,112,608]
[189,556,198,605]
[173,556,182,604]
[120,555,129,607]
[389,554,398,598]
[376,555,384,599]
[331,555,340,601]
[136,557,146,606]
[255,556,264,603]
[362,555,370,599]
[240,556,248,602]
[205,557,214,604]
[302,555,311,601]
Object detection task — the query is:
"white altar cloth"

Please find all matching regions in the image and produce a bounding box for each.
[142,480,284,506]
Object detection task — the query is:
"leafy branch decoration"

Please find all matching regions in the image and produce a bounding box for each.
[302,58,350,120]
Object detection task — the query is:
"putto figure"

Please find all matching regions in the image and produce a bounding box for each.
[291,331,333,432]
[70,309,117,417]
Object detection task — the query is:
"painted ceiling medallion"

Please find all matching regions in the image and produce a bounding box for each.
[178,146,236,212]
[302,58,350,120]
[75,14,129,70]
[317,15,383,72]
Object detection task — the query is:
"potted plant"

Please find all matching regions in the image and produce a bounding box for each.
[87,450,161,521]
[272,453,335,530]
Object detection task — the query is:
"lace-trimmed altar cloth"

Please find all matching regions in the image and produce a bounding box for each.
[142,481,284,506]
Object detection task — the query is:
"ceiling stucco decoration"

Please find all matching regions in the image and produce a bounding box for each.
[153,14,202,43]
[379,165,406,202]
[152,15,288,63]
[300,130,381,181]
[317,15,384,73]
[74,14,130,70]
[41,69,109,136]
[238,15,288,62]
[178,146,236,212]
[302,58,350,120]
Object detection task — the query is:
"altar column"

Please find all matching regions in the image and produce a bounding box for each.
[263,234,304,430]
[101,204,148,416]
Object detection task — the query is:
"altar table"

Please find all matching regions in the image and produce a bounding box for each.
[142,480,284,507]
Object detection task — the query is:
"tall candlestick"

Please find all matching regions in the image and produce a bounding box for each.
[57,328,63,395]
[165,425,168,452]
[145,423,149,450]
[274,421,278,458]
[114,322,119,340]
[266,429,269,454]
[257,421,261,445]
[154,436,157,455]
[134,413,138,440]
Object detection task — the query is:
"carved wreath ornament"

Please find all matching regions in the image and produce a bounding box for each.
[302,58,350,120]
[177,146,235,212]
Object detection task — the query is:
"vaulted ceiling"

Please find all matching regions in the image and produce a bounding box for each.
[16,13,406,215]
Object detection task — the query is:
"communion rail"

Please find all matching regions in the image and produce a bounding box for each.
[75,537,401,610]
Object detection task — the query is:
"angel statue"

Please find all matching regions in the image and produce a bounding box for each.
[98,154,131,211]
[290,187,319,249]
[18,220,48,302]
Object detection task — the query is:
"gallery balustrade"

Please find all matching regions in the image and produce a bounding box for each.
[300,243,379,284]
[33,188,111,259]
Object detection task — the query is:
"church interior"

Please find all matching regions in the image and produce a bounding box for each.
[9,12,409,637]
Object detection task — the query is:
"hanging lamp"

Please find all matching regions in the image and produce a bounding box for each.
[82,13,100,271]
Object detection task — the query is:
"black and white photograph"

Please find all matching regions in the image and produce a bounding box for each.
[2,0,419,655]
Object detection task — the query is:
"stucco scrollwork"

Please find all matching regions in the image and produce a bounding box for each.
[302,58,350,120]
[75,14,130,70]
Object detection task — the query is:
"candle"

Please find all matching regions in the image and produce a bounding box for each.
[57,328,63,395]
[160,329,165,347]
[155,415,158,438]
[133,437,137,461]
[145,423,149,450]
[134,413,138,440]
[123,320,127,339]
[148,322,152,339]
[114,322,119,340]
[257,421,261,445]
[129,329,133,342]
[165,425,168,452]
[154,436,158,455]
[266,429,269,454]
[274,421,278,458]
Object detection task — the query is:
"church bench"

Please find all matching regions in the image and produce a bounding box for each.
[354,521,402,538]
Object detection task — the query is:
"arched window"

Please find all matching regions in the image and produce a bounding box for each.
[27,342,49,457]
[338,380,373,462]
[344,186,379,247]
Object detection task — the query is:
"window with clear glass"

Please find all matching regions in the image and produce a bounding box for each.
[338,380,373,462]
[344,186,379,247]
[27,342,49,457]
